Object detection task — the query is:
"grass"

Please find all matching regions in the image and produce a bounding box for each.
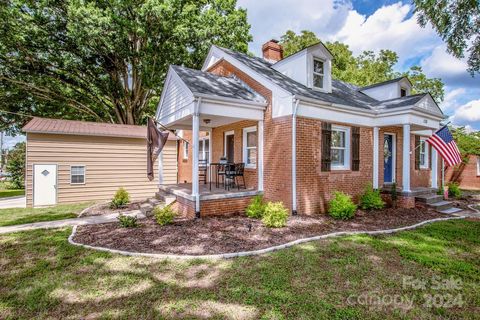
[0,181,24,199]
[0,203,91,227]
[0,219,479,319]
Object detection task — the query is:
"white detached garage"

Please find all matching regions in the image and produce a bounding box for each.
[23,117,178,207]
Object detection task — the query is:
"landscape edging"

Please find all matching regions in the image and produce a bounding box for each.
[68,215,465,260]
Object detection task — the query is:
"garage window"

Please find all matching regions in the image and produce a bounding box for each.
[71,166,85,184]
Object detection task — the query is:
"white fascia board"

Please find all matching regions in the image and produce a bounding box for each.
[158,104,194,127]
[200,100,264,121]
[156,66,195,119]
[412,129,433,136]
[194,93,267,108]
[297,102,375,126]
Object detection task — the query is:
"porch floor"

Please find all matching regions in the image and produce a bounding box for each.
[159,183,259,201]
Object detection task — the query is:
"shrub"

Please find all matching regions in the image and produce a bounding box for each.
[154,205,176,226]
[448,182,462,199]
[261,202,288,228]
[246,195,266,218]
[6,142,25,189]
[117,214,138,228]
[111,188,130,209]
[359,184,385,210]
[328,191,357,220]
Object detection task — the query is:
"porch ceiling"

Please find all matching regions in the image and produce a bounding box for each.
[166,114,252,130]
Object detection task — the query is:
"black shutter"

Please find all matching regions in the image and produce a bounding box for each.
[352,127,360,171]
[321,122,332,172]
[415,135,420,170]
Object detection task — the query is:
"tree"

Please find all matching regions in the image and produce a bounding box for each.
[278,30,445,102]
[413,0,479,75]
[6,142,25,189]
[0,0,252,133]
[452,127,480,160]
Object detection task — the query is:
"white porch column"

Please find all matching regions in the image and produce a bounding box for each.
[402,124,411,192]
[431,147,438,189]
[291,99,299,215]
[373,127,379,189]
[192,100,201,218]
[258,119,264,192]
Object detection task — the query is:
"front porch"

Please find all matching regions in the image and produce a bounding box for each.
[159,183,259,201]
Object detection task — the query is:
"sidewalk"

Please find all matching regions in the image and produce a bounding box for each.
[0,196,26,209]
[0,211,145,234]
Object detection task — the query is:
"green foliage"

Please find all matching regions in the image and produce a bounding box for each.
[6,142,25,189]
[437,186,445,196]
[328,191,357,220]
[447,182,462,199]
[117,214,138,228]
[0,0,252,133]
[359,184,385,210]
[278,30,445,102]
[413,0,479,75]
[452,127,480,159]
[261,202,288,228]
[245,195,265,218]
[154,205,176,226]
[110,188,130,209]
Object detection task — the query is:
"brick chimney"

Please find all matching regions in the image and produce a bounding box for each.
[262,39,283,63]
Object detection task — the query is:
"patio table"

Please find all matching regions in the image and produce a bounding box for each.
[209,162,234,190]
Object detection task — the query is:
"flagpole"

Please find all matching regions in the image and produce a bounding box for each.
[442,158,445,191]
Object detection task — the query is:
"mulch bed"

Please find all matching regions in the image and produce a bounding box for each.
[73,207,448,255]
[80,202,141,217]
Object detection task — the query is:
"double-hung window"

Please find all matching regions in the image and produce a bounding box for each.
[243,126,257,168]
[419,138,429,169]
[70,165,85,184]
[313,58,325,89]
[199,138,210,163]
[331,125,351,170]
[477,157,480,176]
[183,142,188,160]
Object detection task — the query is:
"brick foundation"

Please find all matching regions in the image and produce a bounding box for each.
[171,195,255,219]
[381,193,416,209]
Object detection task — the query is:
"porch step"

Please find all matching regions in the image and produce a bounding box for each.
[155,192,176,205]
[415,194,444,204]
[140,199,166,217]
[438,207,464,215]
[429,200,454,211]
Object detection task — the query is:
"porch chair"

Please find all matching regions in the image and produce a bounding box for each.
[216,163,227,188]
[199,159,207,185]
[226,163,246,191]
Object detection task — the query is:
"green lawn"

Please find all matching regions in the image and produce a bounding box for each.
[0,203,91,227]
[0,181,24,198]
[0,220,478,319]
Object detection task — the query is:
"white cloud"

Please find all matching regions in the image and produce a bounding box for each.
[450,99,480,130]
[441,88,466,112]
[2,134,25,150]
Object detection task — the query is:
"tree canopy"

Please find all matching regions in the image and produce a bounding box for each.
[452,127,480,159]
[0,0,251,133]
[279,30,445,103]
[413,0,479,75]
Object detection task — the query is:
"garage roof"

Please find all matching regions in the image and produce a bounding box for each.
[23,117,176,139]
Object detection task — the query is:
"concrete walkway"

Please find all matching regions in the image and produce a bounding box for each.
[0,211,145,234]
[0,196,26,209]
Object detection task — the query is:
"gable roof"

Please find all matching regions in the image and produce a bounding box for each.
[359,76,412,91]
[23,117,176,139]
[373,93,427,109]
[215,46,377,110]
[171,65,266,104]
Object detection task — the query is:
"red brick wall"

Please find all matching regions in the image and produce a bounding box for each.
[208,59,293,209]
[446,154,480,190]
[177,131,208,184]
[211,120,258,189]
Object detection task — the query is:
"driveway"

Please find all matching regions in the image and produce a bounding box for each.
[0,196,26,209]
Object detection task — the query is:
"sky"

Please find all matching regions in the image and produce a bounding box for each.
[3,0,479,149]
[237,0,480,130]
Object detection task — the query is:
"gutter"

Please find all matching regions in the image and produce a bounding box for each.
[291,98,300,215]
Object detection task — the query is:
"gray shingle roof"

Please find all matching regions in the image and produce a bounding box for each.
[359,76,410,91]
[216,46,377,109]
[373,93,427,109]
[171,65,266,104]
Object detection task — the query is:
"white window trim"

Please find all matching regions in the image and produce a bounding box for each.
[477,157,480,176]
[199,137,210,163]
[243,126,257,169]
[182,141,188,160]
[312,57,325,90]
[419,137,429,169]
[331,125,351,170]
[224,130,234,158]
[70,165,86,185]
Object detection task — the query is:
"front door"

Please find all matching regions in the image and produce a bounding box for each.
[33,164,57,206]
[383,134,394,183]
[225,134,234,163]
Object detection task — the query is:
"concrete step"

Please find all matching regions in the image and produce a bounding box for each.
[140,203,153,216]
[415,194,444,204]
[438,207,464,215]
[148,198,162,206]
[155,192,176,205]
[429,200,454,211]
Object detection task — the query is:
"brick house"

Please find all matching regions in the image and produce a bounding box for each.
[156,40,445,218]
[446,154,480,190]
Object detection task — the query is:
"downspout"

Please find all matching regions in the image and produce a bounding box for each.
[291,98,300,215]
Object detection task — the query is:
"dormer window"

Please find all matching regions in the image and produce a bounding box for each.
[400,87,407,97]
[313,58,325,89]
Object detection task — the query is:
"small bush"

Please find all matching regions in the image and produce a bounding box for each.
[117,214,138,228]
[447,182,462,199]
[262,202,288,228]
[111,188,130,209]
[359,184,385,210]
[154,205,176,226]
[246,195,266,218]
[328,191,357,220]
[437,186,444,196]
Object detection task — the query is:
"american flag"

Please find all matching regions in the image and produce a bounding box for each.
[426,126,462,167]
